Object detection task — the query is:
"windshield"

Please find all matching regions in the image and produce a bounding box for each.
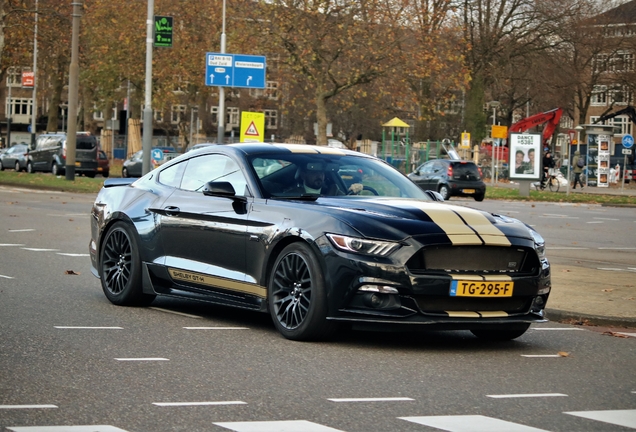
[248,152,429,199]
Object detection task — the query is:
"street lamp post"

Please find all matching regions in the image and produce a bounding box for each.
[489,101,500,186]
[31,0,38,150]
[142,0,155,175]
[217,0,227,144]
[575,125,583,153]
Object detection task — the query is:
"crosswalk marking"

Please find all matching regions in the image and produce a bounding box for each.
[400,415,550,432]
[521,354,562,358]
[617,332,636,338]
[565,409,636,429]
[7,427,129,432]
[214,420,344,432]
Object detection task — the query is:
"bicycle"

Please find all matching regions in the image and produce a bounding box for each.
[536,168,560,192]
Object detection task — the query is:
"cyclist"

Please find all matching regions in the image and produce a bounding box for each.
[541,149,555,188]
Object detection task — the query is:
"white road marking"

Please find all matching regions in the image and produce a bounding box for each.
[149,307,201,319]
[565,409,636,429]
[7,427,130,432]
[521,355,563,358]
[56,253,90,257]
[0,405,57,409]
[587,221,604,224]
[487,393,567,398]
[21,248,59,252]
[546,247,588,250]
[0,244,25,247]
[598,247,636,250]
[55,326,123,330]
[542,214,578,219]
[594,217,620,221]
[153,401,246,407]
[0,274,14,279]
[533,328,584,331]
[184,327,248,330]
[114,358,168,361]
[9,229,35,232]
[400,415,550,432]
[46,213,89,217]
[597,268,625,271]
[328,397,414,402]
[214,420,344,432]
[616,332,636,338]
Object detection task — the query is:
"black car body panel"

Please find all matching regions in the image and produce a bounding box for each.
[90,144,550,340]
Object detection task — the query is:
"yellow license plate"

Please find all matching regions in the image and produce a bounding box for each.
[75,162,81,167]
[450,280,513,297]
[463,189,475,193]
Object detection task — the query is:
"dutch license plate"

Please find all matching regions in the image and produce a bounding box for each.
[463,189,475,194]
[450,280,513,297]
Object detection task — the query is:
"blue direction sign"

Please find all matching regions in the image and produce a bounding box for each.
[205,52,266,89]
[151,148,164,162]
[622,134,634,149]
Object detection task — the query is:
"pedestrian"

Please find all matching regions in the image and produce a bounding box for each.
[572,150,584,189]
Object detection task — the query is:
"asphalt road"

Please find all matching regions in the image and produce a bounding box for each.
[1,187,635,432]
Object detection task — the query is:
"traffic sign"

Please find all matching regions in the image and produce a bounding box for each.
[622,134,634,149]
[623,149,632,155]
[151,149,163,161]
[205,52,266,89]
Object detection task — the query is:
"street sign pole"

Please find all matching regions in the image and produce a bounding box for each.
[217,0,227,144]
[142,0,154,175]
[621,135,634,192]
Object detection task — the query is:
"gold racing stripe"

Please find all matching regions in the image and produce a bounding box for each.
[415,207,482,245]
[169,268,267,298]
[446,311,481,318]
[478,311,509,318]
[451,207,512,246]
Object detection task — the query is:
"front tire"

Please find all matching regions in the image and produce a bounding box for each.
[268,242,335,341]
[548,177,560,192]
[122,167,129,178]
[99,222,155,306]
[27,162,34,174]
[51,162,62,176]
[0,160,4,171]
[15,161,21,172]
[470,323,530,341]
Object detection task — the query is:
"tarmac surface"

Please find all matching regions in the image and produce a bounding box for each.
[499,179,636,330]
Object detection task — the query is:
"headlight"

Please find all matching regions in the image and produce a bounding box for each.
[528,228,546,259]
[326,234,399,256]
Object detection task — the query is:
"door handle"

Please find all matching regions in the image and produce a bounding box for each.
[164,206,181,216]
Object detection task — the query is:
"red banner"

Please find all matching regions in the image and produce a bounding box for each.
[22,72,34,87]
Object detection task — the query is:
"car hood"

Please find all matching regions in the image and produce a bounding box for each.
[304,197,534,245]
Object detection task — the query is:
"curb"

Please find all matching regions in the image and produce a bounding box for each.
[546,308,636,329]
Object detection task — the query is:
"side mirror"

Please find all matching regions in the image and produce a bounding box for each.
[203,181,236,197]
[424,190,445,202]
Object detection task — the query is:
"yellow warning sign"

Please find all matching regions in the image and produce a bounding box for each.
[240,111,265,143]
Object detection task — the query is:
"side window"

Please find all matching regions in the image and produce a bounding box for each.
[420,162,433,174]
[180,154,248,195]
[158,161,186,188]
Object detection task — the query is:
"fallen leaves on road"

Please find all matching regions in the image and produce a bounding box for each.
[602,289,613,292]
[558,351,570,357]
[65,270,80,275]
[561,269,571,272]
[602,331,630,338]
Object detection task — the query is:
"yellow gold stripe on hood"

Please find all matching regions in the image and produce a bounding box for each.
[415,207,482,245]
[451,208,512,246]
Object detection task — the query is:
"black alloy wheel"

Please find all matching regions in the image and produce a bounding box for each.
[99,222,155,306]
[470,323,530,341]
[268,242,335,341]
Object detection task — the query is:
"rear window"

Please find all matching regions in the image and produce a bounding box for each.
[451,162,481,180]
[77,137,97,150]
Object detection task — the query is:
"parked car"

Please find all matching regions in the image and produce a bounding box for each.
[185,142,216,152]
[0,143,29,172]
[26,132,98,177]
[89,143,550,342]
[408,159,486,201]
[121,147,177,178]
[97,150,110,177]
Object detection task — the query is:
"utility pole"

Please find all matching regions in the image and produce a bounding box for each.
[217,0,227,144]
[142,0,154,175]
[65,0,82,180]
[31,0,38,149]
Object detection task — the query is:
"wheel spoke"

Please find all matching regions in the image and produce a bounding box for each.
[272,251,313,330]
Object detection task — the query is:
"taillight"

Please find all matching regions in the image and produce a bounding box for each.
[478,167,483,177]
[447,165,453,177]
[62,146,66,159]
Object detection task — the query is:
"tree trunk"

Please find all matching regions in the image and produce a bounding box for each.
[315,85,328,146]
[46,67,64,132]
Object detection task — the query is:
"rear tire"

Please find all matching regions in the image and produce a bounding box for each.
[474,193,485,202]
[99,221,155,306]
[470,323,530,341]
[15,161,21,172]
[51,162,60,176]
[438,184,450,200]
[85,171,96,178]
[0,160,4,171]
[548,177,559,192]
[27,162,34,174]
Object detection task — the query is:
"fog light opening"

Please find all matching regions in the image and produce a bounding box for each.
[361,292,401,310]
[531,296,545,312]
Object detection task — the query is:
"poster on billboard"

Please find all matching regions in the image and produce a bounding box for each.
[597,134,610,187]
[509,133,541,180]
[587,134,599,187]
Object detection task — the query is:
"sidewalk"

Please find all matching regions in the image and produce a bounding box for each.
[491,180,636,328]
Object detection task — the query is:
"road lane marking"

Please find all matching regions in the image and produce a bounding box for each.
[541,214,578,219]
[21,248,59,252]
[587,221,604,224]
[55,326,123,330]
[598,268,626,271]
[114,358,168,361]
[328,397,414,402]
[153,401,247,407]
[546,247,588,250]
[487,393,567,398]
[533,328,584,331]
[9,229,35,232]
[0,244,25,247]
[0,274,14,279]
[149,307,201,319]
[521,355,563,358]
[0,405,57,409]
[598,247,636,250]
[56,253,90,257]
[184,327,248,330]
[594,217,620,221]
[7,427,130,432]
[214,420,344,432]
[400,415,549,432]
[565,409,636,429]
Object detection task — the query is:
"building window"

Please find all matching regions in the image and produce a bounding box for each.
[264,109,278,129]
[249,81,279,100]
[609,52,634,73]
[93,105,104,121]
[6,98,32,117]
[590,115,632,136]
[154,109,164,123]
[609,85,632,105]
[591,86,607,106]
[171,105,186,124]
[210,107,240,127]
[6,68,27,87]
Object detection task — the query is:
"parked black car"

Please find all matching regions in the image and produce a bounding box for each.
[0,143,29,172]
[27,132,99,177]
[408,159,486,201]
[90,143,550,342]
[122,147,177,178]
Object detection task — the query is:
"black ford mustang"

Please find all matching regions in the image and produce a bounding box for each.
[89,143,551,341]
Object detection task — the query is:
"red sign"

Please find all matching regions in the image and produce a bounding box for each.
[22,72,34,87]
[568,129,576,143]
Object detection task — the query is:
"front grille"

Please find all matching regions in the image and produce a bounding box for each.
[414,295,531,314]
[406,245,538,275]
